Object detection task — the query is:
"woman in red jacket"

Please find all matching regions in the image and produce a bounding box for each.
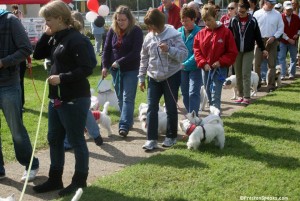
[194,4,238,113]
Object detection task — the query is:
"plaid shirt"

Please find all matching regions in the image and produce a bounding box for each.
[0,11,32,86]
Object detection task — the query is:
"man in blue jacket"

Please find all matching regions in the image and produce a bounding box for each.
[0,9,39,181]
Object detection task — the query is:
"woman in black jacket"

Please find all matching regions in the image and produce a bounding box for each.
[228,0,268,105]
[32,0,94,197]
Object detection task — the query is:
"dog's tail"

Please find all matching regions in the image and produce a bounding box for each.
[102,101,110,115]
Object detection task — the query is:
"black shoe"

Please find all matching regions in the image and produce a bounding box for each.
[268,87,275,93]
[33,179,64,193]
[94,136,103,146]
[58,183,86,197]
[119,129,128,137]
[0,172,6,180]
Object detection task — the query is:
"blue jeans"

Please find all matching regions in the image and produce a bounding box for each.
[64,110,101,148]
[93,33,103,53]
[180,69,202,115]
[147,71,181,140]
[0,84,39,171]
[48,97,90,173]
[278,42,297,77]
[202,68,227,111]
[111,69,138,132]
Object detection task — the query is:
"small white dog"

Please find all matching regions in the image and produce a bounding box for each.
[267,65,282,87]
[96,80,119,111]
[138,103,167,134]
[200,86,209,111]
[185,110,223,126]
[223,71,259,99]
[92,101,112,136]
[180,119,225,150]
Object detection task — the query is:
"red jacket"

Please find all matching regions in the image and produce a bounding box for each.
[158,3,181,29]
[280,13,300,44]
[194,23,238,68]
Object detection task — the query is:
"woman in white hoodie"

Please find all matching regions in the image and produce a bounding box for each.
[139,8,188,151]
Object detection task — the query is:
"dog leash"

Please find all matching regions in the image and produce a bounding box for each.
[28,66,43,103]
[19,78,48,201]
[111,68,121,97]
[95,78,104,92]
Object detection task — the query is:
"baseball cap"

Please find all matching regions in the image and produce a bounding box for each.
[274,3,282,9]
[266,0,277,5]
[283,1,293,9]
[194,0,203,5]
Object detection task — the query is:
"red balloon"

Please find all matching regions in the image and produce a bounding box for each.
[87,0,99,13]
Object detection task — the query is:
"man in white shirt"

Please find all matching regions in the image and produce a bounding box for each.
[253,0,284,92]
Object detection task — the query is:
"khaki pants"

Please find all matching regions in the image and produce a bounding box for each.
[234,51,254,98]
[253,38,278,89]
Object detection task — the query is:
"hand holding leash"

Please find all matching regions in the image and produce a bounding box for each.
[102,68,108,79]
[204,64,211,71]
[139,82,146,92]
[158,43,169,52]
[48,75,60,86]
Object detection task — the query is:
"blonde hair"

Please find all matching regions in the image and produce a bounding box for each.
[39,0,81,31]
[201,4,216,21]
[71,11,84,33]
[111,5,136,35]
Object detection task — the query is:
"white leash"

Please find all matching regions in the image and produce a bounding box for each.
[19,79,48,201]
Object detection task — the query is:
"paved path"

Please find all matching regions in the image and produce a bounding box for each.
[0,75,297,201]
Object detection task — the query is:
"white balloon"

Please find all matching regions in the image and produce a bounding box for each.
[0,5,7,10]
[86,11,98,23]
[98,5,109,17]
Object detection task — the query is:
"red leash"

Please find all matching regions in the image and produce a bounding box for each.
[28,67,43,103]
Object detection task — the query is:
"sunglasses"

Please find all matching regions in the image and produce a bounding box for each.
[228,7,235,10]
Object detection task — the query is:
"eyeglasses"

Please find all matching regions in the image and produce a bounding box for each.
[228,7,235,10]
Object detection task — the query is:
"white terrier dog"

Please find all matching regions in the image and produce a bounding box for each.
[92,101,112,136]
[180,119,225,150]
[223,71,259,99]
[96,80,119,111]
[185,110,223,126]
[267,65,282,87]
[138,103,167,134]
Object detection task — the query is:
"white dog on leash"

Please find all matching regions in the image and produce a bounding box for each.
[91,101,112,136]
[267,65,282,87]
[96,80,119,111]
[180,119,225,150]
[223,71,259,99]
[185,110,223,126]
[138,103,167,134]
[0,194,15,201]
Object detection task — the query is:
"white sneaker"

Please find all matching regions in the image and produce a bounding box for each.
[21,168,39,182]
[162,137,177,147]
[142,140,158,151]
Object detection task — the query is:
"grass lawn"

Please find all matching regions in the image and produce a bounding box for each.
[56,79,300,201]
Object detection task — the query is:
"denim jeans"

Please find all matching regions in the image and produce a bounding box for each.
[180,69,202,114]
[64,110,100,148]
[93,33,103,53]
[111,69,138,132]
[261,59,268,81]
[48,97,90,173]
[202,68,227,111]
[278,42,297,77]
[147,71,181,140]
[0,84,39,171]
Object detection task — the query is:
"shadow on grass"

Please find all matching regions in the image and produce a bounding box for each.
[140,153,209,169]
[256,99,300,110]
[202,136,300,169]
[225,121,300,142]
[230,112,296,124]
[60,186,166,201]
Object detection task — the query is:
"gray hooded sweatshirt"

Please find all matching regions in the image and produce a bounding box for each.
[139,25,188,82]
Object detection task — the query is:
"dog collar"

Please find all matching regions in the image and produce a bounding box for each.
[92,110,101,120]
[200,125,206,142]
[186,124,197,136]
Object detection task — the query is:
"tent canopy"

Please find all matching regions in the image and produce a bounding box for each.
[0,0,72,4]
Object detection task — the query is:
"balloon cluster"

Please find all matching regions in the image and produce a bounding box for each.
[86,0,109,27]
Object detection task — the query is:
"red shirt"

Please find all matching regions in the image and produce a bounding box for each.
[158,3,181,29]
